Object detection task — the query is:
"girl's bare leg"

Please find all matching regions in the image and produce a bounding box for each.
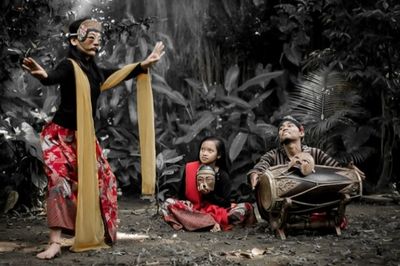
[36,229,62,259]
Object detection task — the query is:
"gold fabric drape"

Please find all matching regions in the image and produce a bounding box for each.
[101,64,156,196]
[69,60,155,252]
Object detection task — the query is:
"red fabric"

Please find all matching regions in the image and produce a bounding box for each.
[228,202,256,226]
[161,162,256,231]
[41,122,118,243]
[164,200,216,231]
[185,161,202,208]
[310,212,348,230]
[201,202,229,229]
[184,161,229,230]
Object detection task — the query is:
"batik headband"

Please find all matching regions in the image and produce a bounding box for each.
[67,19,102,42]
[278,115,303,130]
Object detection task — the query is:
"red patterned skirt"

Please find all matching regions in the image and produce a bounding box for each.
[40,122,118,243]
[161,198,255,231]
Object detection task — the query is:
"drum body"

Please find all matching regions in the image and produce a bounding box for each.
[257,165,362,216]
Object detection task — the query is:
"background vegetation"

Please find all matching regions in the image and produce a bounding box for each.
[1,0,399,211]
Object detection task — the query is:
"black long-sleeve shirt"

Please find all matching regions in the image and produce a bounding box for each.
[40,54,144,130]
[178,168,232,208]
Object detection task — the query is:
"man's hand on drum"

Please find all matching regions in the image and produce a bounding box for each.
[250,173,259,190]
[346,161,366,180]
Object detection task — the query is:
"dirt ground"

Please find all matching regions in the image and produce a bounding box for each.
[0,195,399,266]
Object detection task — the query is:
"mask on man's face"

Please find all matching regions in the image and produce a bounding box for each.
[288,152,315,176]
[67,19,102,42]
[196,165,216,194]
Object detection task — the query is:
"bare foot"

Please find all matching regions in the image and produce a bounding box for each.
[210,223,221,232]
[36,242,61,259]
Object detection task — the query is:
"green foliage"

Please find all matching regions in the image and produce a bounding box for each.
[2,0,400,210]
[153,63,283,201]
[302,0,400,189]
[287,66,376,164]
[205,0,400,190]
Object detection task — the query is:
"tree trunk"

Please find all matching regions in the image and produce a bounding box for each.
[376,90,394,191]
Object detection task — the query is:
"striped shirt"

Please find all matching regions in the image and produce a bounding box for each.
[248,145,339,175]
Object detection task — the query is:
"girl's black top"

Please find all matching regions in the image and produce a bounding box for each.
[40,48,145,130]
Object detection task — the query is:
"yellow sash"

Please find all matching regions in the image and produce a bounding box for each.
[69,60,155,251]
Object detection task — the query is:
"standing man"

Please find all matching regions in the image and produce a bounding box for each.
[22,18,164,259]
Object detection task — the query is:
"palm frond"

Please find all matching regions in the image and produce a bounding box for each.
[335,147,376,165]
[287,66,373,164]
[289,66,363,126]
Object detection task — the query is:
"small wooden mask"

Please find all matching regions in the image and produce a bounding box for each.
[288,152,315,176]
[196,165,216,194]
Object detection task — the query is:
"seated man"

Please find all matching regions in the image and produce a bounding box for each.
[248,115,364,237]
[248,115,339,189]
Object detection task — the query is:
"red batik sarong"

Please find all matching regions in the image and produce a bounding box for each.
[161,161,255,231]
[161,162,231,231]
[40,122,118,243]
[161,198,217,231]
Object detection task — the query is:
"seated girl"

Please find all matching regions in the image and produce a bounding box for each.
[161,136,255,231]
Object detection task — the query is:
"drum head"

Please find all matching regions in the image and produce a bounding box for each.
[256,171,275,212]
[256,165,362,217]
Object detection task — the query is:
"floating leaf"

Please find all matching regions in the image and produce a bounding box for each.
[138,37,148,58]
[184,78,202,90]
[174,112,215,144]
[218,95,251,109]
[248,89,274,109]
[31,164,47,190]
[152,84,188,106]
[19,122,42,162]
[235,71,284,92]
[128,95,138,125]
[229,132,248,162]
[224,64,240,94]
[283,42,301,66]
[110,87,124,109]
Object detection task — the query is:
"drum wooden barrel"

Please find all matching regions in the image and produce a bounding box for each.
[256,165,362,220]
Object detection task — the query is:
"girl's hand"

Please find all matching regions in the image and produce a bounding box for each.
[22,57,48,80]
[140,41,165,70]
[210,223,221,232]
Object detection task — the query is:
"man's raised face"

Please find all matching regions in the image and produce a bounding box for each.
[278,121,304,143]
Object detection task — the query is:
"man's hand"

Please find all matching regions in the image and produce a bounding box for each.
[250,173,259,190]
[22,57,48,80]
[140,41,165,70]
[347,161,366,180]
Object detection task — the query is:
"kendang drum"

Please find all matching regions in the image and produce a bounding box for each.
[256,165,362,239]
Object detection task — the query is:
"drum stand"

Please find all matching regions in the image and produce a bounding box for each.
[269,194,351,240]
